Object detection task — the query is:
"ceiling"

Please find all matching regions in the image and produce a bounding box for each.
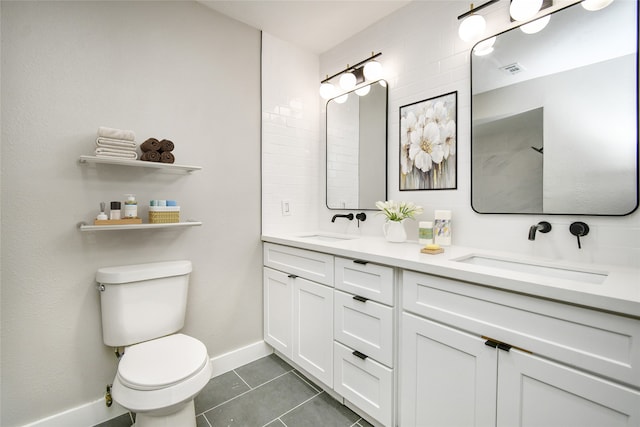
[199,0,412,54]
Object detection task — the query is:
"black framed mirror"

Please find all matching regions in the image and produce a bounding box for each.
[326,80,388,210]
[471,0,638,215]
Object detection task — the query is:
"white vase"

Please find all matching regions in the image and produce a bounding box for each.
[383,220,407,243]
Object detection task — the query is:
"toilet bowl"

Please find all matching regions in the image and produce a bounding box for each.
[97,261,211,427]
[112,334,212,426]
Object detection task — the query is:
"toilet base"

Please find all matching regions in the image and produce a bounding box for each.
[132,399,196,427]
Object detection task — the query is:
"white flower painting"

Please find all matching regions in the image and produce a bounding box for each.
[400,92,457,190]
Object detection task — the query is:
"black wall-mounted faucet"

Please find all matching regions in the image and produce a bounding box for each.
[528,221,552,240]
[569,221,589,249]
[331,213,354,223]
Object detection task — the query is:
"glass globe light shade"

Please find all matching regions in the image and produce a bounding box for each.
[581,0,614,11]
[355,85,371,96]
[339,72,357,90]
[458,14,486,42]
[363,60,383,81]
[334,94,349,104]
[520,15,551,34]
[319,82,336,99]
[510,0,542,22]
[473,37,496,56]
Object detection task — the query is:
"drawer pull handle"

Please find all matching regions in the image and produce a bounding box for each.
[288,274,298,279]
[352,350,368,360]
[353,295,369,303]
[485,339,512,352]
[353,259,369,265]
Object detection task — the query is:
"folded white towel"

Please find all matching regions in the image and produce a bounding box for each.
[97,126,136,142]
[95,147,138,160]
[96,137,137,150]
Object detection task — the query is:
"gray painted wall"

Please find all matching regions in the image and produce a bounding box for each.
[0,2,262,425]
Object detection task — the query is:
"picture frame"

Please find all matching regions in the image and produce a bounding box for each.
[399,91,457,191]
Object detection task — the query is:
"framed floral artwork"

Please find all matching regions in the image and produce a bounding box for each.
[400,91,457,190]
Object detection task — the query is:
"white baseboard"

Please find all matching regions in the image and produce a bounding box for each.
[21,340,272,427]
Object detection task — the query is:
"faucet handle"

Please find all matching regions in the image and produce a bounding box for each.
[569,222,589,249]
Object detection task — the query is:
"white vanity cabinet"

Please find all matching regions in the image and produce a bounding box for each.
[333,257,395,427]
[399,269,640,427]
[263,243,334,387]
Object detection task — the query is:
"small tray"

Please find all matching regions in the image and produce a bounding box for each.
[94,218,142,226]
[420,247,444,255]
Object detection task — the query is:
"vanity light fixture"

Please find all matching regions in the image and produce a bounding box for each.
[458,0,499,42]
[319,52,383,99]
[581,0,614,11]
[510,0,543,21]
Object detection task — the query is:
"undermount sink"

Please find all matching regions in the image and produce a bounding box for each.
[454,254,608,284]
[298,233,357,242]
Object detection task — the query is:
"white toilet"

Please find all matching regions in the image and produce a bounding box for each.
[97,260,212,427]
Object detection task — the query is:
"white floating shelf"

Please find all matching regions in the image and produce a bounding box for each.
[79,221,203,232]
[79,155,202,172]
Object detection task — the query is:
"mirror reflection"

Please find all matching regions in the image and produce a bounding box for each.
[471,1,638,215]
[326,80,388,210]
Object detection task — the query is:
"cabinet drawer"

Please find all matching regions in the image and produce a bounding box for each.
[335,257,394,305]
[334,341,393,427]
[334,290,393,367]
[264,243,334,286]
[402,270,640,388]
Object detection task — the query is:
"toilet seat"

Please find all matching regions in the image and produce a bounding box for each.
[118,334,208,391]
[112,334,213,414]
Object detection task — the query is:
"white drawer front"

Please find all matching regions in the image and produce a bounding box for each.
[402,269,640,388]
[264,243,334,286]
[334,341,393,427]
[335,257,394,305]
[334,290,393,367]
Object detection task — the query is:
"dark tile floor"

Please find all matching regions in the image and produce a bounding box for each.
[96,353,373,427]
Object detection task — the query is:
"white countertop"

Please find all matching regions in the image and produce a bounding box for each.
[262,232,640,317]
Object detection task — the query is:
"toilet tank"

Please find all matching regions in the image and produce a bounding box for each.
[97,260,192,347]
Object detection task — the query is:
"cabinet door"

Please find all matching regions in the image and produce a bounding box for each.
[293,277,334,387]
[263,267,294,358]
[400,312,497,427]
[498,348,640,427]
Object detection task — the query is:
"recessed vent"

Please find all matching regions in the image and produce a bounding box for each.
[500,62,525,75]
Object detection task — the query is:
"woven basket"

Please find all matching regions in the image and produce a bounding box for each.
[148,207,180,224]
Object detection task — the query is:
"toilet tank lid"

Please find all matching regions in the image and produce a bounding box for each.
[96,260,192,284]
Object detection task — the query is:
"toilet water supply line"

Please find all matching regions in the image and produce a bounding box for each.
[104,347,124,407]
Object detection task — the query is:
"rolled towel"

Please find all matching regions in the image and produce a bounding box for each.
[140,138,161,152]
[95,147,138,160]
[159,139,174,152]
[98,126,136,142]
[160,151,175,164]
[96,137,137,150]
[141,150,161,162]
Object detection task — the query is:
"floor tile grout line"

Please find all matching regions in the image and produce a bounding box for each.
[259,390,324,427]
[198,369,297,416]
[350,418,363,427]
[233,368,254,390]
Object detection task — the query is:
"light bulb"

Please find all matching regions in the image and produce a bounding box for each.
[510,0,542,22]
[458,14,486,42]
[581,0,614,11]
[355,85,371,96]
[339,72,357,90]
[473,37,496,56]
[319,82,336,99]
[520,15,550,34]
[363,60,383,81]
